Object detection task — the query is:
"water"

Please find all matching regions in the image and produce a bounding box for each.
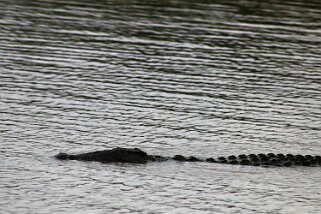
[1,0,321,213]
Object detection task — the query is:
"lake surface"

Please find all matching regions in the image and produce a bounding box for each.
[1,0,321,213]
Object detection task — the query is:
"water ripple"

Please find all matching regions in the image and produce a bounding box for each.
[1,0,321,213]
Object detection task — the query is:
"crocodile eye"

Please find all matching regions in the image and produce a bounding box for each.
[118,150,127,155]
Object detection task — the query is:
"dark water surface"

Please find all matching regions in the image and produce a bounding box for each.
[1,0,321,213]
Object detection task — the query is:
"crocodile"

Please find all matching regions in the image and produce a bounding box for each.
[55,147,321,167]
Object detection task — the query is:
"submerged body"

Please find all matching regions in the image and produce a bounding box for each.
[55,147,321,167]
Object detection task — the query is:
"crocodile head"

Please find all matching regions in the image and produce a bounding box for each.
[55,147,149,163]
[108,147,149,163]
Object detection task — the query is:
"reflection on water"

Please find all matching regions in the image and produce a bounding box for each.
[1,0,321,213]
